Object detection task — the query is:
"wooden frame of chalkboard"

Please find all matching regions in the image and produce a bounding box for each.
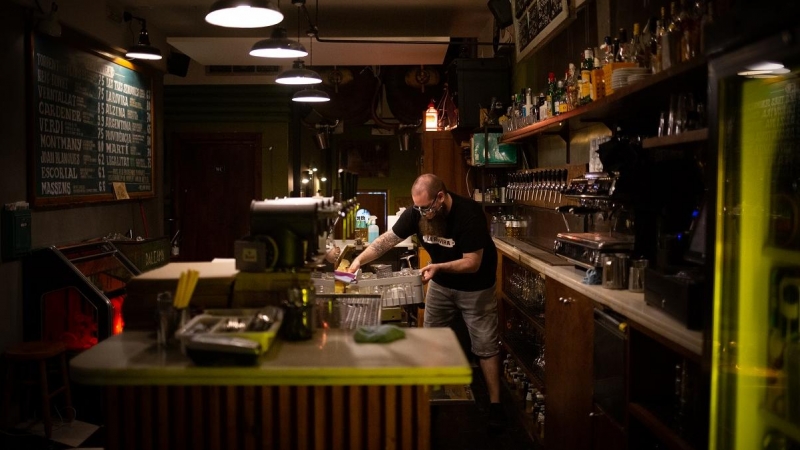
[28,32,156,207]
[512,0,574,63]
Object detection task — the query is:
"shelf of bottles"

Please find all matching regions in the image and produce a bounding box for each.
[501,0,713,144]
[503,346,547,447]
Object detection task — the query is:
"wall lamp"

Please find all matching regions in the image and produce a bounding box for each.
[123,12,162,60]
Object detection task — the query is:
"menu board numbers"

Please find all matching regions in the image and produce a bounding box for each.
[30,33,155,206]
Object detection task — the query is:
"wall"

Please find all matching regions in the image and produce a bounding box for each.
[331,125,423,213]
[0,1,165,351]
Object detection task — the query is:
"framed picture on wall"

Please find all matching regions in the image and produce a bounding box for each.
[512,0,572,63]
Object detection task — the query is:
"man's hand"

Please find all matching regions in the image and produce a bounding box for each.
[419,263,437,282]
[347,259,362,273]
[418,250,483,282]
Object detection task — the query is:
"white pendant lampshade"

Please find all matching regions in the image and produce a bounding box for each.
[276,60,322,85]
[205,0,284,28]
[250,27,308,58]
[292,88,330,102]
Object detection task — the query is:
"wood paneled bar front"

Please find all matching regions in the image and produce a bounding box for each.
[70,328,471,450]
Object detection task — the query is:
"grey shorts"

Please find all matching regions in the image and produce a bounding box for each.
[423,280,499,358]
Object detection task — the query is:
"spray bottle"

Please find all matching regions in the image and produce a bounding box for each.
[368,216,379,243]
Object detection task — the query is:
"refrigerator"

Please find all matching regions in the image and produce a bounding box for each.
[709,12,800,450]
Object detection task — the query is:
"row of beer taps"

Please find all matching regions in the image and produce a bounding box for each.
[507,169,571,205]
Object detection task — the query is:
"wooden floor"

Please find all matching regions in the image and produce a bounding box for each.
[431,365,536,450]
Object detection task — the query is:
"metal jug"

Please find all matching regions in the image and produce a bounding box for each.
[602,254,630,290]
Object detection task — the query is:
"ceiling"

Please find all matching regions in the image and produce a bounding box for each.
[114,0,497,67]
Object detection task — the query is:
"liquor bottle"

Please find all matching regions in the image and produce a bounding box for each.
[641,17,656,71]
[524,88,534,120]
[555,80,565,115]
[600,36,614,65]
[580,49,593,103]
[663,2,681,70]
[547,72,557,118]
[699,1,713,55]
[631,23,645,67]
[565,64,577,110]
[617,28,630,62]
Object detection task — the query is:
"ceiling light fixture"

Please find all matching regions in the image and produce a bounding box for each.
[123,12,162,60]
[205,0,283,28]
[289,23,328,102]
[250,27,308,58]
[276,60,322,84]
[292,88,330,102]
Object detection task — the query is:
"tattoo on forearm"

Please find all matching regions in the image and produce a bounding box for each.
[371,232,403,256]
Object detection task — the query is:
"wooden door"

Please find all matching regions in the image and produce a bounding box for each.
[421,131,471,198]
[545,278,594,450]
[173,133,262,261]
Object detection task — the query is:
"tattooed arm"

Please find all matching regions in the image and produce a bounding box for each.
[347,231,403,273]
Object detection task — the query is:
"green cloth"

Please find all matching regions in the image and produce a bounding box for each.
[353,325,406,343]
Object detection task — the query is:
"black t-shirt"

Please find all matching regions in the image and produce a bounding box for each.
[393,193,497,291]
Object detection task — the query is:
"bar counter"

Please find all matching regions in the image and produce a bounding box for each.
[494,238,704,355]
[70,328,471,450]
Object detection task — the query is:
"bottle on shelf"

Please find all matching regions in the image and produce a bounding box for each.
[617,28,630,62]
[546,72,557,118]
[601,35,614,65]
[631,23,645,67]
[565,64,578,110]
[663,1,681,70]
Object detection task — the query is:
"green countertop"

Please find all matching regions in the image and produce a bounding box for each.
[70,328,472,386]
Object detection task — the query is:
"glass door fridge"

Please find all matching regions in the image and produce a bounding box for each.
[710,23,800,450]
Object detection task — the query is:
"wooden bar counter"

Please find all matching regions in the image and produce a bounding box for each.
[70,328,471,450]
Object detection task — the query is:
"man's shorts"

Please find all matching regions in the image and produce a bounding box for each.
[423,280,499,358]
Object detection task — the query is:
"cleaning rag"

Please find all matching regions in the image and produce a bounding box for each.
[354,325,406,343]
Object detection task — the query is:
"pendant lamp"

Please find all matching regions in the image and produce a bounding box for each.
[205,0,283,28]
[292,88,330,102]
[276,60,322,85]
[250,27,308,58]
[124,13,162,60]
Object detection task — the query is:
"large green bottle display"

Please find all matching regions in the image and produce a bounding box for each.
[711,36,800,449]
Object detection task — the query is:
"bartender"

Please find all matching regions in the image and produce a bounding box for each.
[347,173,504,429]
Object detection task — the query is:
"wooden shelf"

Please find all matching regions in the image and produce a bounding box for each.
[641,128,709,149]
[501,339,545,390]
[500,379,545,449]
[628,402,696,450]
[501,293,545,335]
[500,57,708,144]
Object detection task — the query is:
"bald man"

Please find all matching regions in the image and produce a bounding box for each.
[349,174,504,428]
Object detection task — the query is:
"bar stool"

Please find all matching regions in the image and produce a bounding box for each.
[2,341,74,438]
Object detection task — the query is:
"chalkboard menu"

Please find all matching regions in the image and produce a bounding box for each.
[30,33,155,207]
[512,0,571,63]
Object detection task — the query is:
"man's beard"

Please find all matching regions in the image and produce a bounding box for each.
[418,206,448,237]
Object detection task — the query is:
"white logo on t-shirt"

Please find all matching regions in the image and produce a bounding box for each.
[423,235,455,247]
